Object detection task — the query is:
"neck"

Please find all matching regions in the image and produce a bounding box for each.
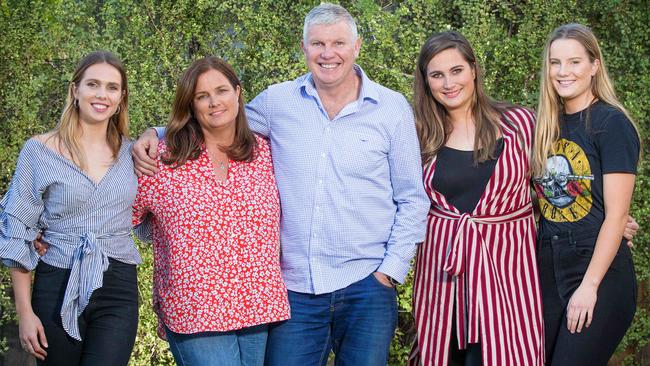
[79,119,110,145]
[203,125,236,148]
[448,105,473,127]
[315,71,361,105]
[564,92,595,114]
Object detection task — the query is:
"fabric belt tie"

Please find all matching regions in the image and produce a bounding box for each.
[48,231,111,341]
[429,203,533,347]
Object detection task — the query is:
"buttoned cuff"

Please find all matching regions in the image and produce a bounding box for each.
[153,127,165,139]
[376,255,412,284]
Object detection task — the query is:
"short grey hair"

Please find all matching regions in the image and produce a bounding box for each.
[302,3,358,43]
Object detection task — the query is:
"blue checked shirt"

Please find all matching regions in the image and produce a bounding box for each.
[245,66,429,294]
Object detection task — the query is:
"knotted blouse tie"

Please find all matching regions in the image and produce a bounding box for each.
[45,230,129,341]
[429,202,533,347]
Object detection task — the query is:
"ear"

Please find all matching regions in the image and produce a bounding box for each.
[235,85,241,98]
[353,37,361,59]
[471,63,477,80]
[591,58,600,76]
[301,40,307,56]
[71,82,78,99]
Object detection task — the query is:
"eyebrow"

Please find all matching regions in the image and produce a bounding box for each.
[84,78,121,85]
[428,65,464,73]
[194,84,229,96]
[549,56,583,61]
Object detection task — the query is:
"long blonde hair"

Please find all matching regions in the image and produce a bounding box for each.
[414,31,512,165]
[54,51,129,171]
[531,23,640,177]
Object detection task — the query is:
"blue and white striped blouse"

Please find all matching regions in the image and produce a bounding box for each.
[0,138,141,341]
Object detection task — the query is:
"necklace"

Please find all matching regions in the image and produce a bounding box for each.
[218,161,227,170]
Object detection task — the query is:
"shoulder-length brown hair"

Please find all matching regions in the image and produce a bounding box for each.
[55,51,129,171]
[414,31,512,165]
[163,56,257,167]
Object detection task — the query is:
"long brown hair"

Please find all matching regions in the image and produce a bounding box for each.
[163,56,256,167]
[55,51,129,171]
[414,31,511,165]
[532,23,640,177]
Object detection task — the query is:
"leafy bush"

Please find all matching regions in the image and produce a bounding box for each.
[1,1,647,365]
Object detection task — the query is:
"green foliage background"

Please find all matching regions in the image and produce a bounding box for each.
[0,0,648,364]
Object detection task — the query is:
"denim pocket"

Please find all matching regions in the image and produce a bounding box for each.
[369,273,395,290]
[34,261,62,275]
[569,237,595,259]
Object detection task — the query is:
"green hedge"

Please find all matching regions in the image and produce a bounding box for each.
[0,1,648,365]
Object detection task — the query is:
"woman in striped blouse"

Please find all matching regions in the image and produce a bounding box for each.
[409,31,545,366]
[0,51,140,365]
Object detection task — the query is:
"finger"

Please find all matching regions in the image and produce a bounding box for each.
[37,325,48,348]
[132,143,157,167]
[133,155,159,176]
[27,336,46,360]
[148,140,159,159]
[567,306,578,333]
[576,309,586,333]
[628,216,639,230]
[627,240,634,249]
[135,164,157,177]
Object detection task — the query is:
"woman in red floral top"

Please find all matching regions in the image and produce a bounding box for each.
[132,56,290,366]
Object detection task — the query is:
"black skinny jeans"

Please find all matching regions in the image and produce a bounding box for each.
[31,258,139,366]
[538,229,636,366]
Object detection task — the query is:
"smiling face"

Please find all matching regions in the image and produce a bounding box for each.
[548,38,599,113]
[301,21,361,92]
[425,48,476,114]
[192,68,240,134]
[73,63,123,125]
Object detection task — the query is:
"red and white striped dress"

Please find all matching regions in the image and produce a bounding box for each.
[410,108,544,366]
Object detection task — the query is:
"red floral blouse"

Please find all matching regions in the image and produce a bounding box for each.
[133,135,290,337]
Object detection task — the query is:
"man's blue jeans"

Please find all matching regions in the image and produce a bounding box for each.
[165,324,268,366]
[265,273,398,366]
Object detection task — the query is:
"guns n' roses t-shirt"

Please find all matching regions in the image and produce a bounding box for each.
[533,101,639,235]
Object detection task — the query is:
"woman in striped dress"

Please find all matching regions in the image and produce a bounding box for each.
[409,31,545,365]
[0,51,140,365]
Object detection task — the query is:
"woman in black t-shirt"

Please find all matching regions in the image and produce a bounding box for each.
[532,23,641,365]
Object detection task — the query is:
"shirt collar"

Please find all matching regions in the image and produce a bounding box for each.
[300,64,380,105]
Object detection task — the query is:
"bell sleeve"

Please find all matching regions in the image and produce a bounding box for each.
[0,141,45,270]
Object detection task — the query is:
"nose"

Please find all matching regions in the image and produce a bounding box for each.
[208,95,218,108]
[443,75,453,89]
[95,88,107,99]
[557,62,569,77]
[321,45,334,58]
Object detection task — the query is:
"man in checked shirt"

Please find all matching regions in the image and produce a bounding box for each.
[132,3,429,365]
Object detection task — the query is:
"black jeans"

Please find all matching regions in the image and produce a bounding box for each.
[31,258,139,366]
[538,229,636,366]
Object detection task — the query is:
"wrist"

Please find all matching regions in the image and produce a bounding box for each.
[581,277,600,289]
[145,127,158,137]
[15,303,34,317]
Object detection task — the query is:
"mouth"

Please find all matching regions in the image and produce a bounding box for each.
[91,103,109,113]
[556,80,575,87]
[209,110,226,117]
[442,89,462,99]
[319,62,340,70]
